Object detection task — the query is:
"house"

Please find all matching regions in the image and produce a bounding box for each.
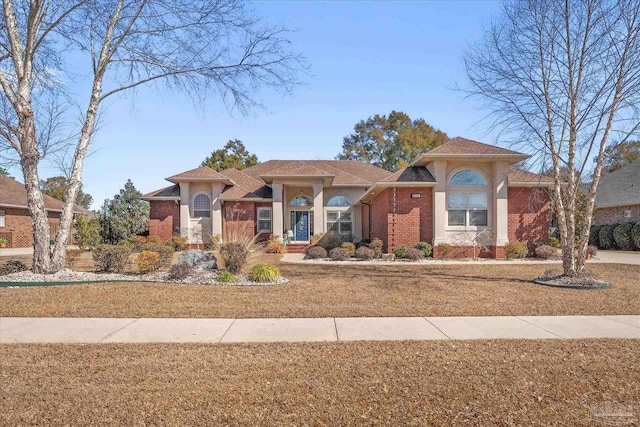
[142,137,554,258]
[592,159,640,225]
[0,175,90,248]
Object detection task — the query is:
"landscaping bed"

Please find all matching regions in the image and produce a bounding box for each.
[0,340,637,426]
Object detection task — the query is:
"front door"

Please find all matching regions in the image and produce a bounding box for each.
[294,211,309,241]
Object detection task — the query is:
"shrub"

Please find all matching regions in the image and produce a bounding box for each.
[74,215,101,249]
[168,262,193,280]
[355,246,375,260]
[587,245,598,256]
[171,235,187,251]
[220,242,249,273]
[589,226,601,247]
[549,237,562,249]
[141,243,174,267]
[217,270,236,283]
[356,238,371,249]
[324,233,345,250]
[414,242,433,257]
[146,236,162,244]
[633,222,640,249]
[437,243,452,259]
[66,250,83,269]
[393,245,409,259]
[535,244,559,260]
[598,224,616,249]
[137,250,161,273]
[329,247,350,261]
[341,242,356,257]
[130,235,147,251]
[265,234,286,254]
[0,260,28,276]
[249,263,282,282]
[309,232,325,247]
[505,241,528,259]
[306,245,327,259]
[405,248,425,261]
[92,244,131,272]
[613,222,635,250]
[369,238,383,258]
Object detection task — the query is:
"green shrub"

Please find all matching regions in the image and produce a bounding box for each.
[0,260,28,276]
[74,215,101,249]
[141,243,174,267]
[549,237,562,249]
[598,224,616,249]
[92,244,131,272]
[220,242,249,273]
[324,233,345,250]
[393,245,409,259]
[329,247,350,261]
[535,244,559,259]
[217,270,236,283]
[414,242,433,257]
[168,262,193,280]
[137,250,161,273]
[130,235,147,251]
[613,223,635,250]
[171,235,187,251]
[306,245,327,259]
[437,243,452,259]
[369,238,383,258]
[341,242,356,257]
[249,263,282,282]
[356,239,371,249]
[505,241,528,259]
[405,248,425,261]
[589,226,601,247]
[355,246,375,260]
[633,222,640,249]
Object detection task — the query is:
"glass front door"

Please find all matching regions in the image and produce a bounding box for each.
[293,211,309,241]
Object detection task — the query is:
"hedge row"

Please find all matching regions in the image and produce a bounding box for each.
[590,222,640,251]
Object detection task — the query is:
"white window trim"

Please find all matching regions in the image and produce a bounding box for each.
[326,209,352,235]
[446,167,491,231]
[192,193,212,218]
[623,210,632,219]
[257,207,273,233]
[0,209,5,227]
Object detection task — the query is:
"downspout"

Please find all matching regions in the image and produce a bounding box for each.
[361,201,372,240]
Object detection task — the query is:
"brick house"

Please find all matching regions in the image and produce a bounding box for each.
[143,137,553,258]
[0,175,90,248]
[592,159,640,225]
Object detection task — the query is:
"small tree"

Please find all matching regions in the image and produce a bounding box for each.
[99,180,149,244]
[41,176,93,209]
[602,140,640,173]
[74,215,102,249]
[201,139,258,171]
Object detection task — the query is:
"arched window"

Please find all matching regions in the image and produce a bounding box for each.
[326,195,351,207]
[193,194,211,218]
[290,196,312,207]
[449,170,487,186]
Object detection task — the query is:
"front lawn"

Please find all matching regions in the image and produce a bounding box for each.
[1,260,638,317]
[1,340,637,426]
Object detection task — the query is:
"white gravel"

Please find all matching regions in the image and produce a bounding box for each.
[1,268,288,287]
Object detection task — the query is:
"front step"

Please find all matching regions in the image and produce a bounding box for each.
[286,243,309,254]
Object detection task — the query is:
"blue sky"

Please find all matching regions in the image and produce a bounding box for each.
[12,0,504,208]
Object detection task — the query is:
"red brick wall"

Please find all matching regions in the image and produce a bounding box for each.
[361,204,370,239]
[0,207,60,248]
[369,187,433,252]
[594,204,640,225]
[149,201,180,241]
[508,187,551,249]
[223,201,272,241]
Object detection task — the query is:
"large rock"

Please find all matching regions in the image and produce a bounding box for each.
[177,250,217,270]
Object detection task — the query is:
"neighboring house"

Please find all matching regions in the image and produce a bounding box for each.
[142,137,553,258]
[592,159,640,225]
[0,175,90,248]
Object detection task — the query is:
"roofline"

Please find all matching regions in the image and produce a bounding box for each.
[330,184,372,188]
[165,177,236,185]
[0,202,86,214]
[595,201,640,209]
[141,196,180,201]
[354,182,436,205]
[259,174,334,179]
[508,182,554,187]
[221,198,273,202]
[412,153,529,166]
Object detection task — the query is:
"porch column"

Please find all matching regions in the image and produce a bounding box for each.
[494,161,510,247]
[432,160,448,245]
[179,182,190,241]
[312,183,324,236]
[211,183,224,238]
[272,183,284,242]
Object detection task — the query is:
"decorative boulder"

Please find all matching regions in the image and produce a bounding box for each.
[381,253,396,261]
[177,250,217,270]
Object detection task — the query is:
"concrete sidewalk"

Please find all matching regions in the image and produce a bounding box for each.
[1,315,638,343]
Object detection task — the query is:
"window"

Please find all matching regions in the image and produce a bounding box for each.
[624,210,632,219]
[447,192,488,227]
[257,208,272,233]
[449,170,487,186]
[290,196,312,207]
[327,211,352,235]
[0,210,4,227]
[326,196,351,207]
[193,194,211,218]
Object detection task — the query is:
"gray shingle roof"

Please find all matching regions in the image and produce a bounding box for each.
[593,159,640,207]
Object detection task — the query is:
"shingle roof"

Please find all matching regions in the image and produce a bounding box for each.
[508,168,554,184]
[418,137,526,157]
[166,166,232,182]
[593,159,640,207]
[0,175,90,213]
[142,185,180,199]
[219,168,272,200]
[380,167,436,183]
[242,160,391,185]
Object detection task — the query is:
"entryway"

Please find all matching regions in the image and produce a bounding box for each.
[291,211,310,242]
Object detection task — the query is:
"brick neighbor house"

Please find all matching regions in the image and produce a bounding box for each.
[142,137,554,258]
[592,159,640,225]
[0,175,90,248]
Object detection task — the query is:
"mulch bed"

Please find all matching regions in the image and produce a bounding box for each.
[1,340,638,426]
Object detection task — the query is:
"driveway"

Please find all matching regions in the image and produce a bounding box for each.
[594,250,640,265]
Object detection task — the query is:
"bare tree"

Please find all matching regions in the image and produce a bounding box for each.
[0,0,305,272]
[464,0,640,277]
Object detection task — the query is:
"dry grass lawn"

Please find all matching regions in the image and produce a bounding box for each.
[1,257,639,317]
[1,340,638,426]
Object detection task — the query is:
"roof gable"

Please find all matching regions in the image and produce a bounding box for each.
[166,166,233,183]
[0,175,89,213]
